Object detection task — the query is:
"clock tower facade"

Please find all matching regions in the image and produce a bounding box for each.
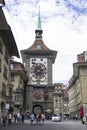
[21,9,57,114]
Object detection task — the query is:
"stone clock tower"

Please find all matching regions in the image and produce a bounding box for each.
[21,8,57,114]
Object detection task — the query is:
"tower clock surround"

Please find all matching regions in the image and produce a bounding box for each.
[20,7,57,114]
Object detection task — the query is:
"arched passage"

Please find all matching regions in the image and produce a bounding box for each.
[33,105,43,114]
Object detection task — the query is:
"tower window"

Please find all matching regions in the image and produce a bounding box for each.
[36,44,41,49]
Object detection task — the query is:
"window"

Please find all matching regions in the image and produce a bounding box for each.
[0,40,3,54]
[3,65,7,80]
[10,74,14,81]
[56,99,58,102]
[9,87,12,97]
[15,94,22,101]
[4,50,8,64]
[10,64,14,69]
[0,59,1,72]
[36,44,41,49]
[15,95,19,101]
[2,83,6,94]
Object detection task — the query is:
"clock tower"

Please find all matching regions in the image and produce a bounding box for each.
[21,8,57,114]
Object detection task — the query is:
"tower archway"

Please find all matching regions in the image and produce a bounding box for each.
[33,105,43,114]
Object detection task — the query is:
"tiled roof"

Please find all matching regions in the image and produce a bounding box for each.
[21,39,57,63]
[24,40,51,51]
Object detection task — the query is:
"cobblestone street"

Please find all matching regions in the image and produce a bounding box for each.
[0,119,87,130]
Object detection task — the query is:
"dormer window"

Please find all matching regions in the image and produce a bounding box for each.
[36,44,41,49]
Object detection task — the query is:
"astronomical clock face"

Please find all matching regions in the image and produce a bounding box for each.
[31,63,47,79]
[33,90,44,99]
[30,58,47,85]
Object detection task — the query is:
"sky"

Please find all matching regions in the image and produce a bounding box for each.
[2,0,87,84]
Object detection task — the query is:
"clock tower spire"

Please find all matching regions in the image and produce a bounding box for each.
[35,6,43,40]
[37,6,42,30]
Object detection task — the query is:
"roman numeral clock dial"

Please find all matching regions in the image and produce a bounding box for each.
[30,58,47,84]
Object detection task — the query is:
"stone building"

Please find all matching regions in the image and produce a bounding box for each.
[0,1,19,113]
[53,83,69,117]
[10,59,28,113]
[21,9,57,114]
[68,51,87,119]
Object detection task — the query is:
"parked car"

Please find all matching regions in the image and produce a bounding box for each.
[52,114,61,122]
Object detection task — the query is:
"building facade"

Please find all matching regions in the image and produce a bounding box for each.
[68,51,87,119]
[10,59,28,113]
[0,2,19,114]
[21,9,57,114]
[53,83,69,117]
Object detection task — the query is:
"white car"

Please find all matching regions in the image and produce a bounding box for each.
[52,115,61,122]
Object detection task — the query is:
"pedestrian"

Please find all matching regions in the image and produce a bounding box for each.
[8,113,12,125]
[17,112,20,123]
[30,113,35,125]
[38,114,41,125]
[21,113,24,123]
[2,113,7,126]
[41,113,45,124]
[14,113,17,123]
[79,106,84,123]
[19,113,22,124]
[35,113,39,124]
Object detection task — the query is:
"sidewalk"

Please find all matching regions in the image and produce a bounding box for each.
[0,119,30,127]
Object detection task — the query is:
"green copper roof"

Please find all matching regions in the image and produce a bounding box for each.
[37,6,42,30]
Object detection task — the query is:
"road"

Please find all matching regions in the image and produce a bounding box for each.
[0,119,87,130]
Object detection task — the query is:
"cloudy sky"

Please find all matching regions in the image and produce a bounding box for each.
[3,0,87,84]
